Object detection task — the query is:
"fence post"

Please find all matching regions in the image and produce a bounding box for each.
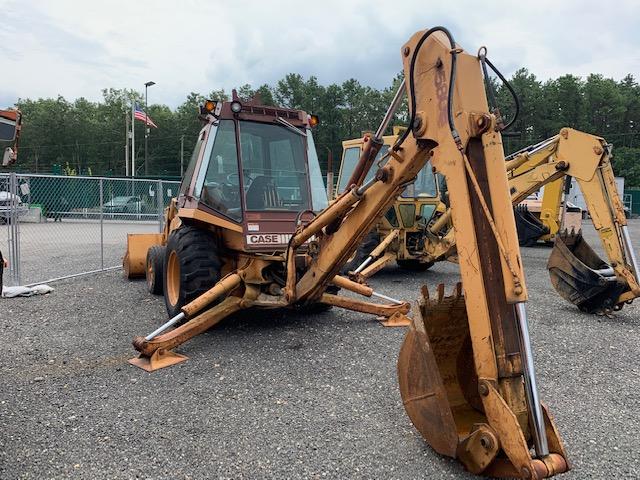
[157,179,163,233]
[100,178,104,270]
[8,172,20,286]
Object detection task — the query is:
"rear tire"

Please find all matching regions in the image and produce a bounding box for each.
[163,226,222,319]
[146,245,166,295]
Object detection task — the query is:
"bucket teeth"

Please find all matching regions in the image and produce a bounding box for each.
[418,283,465,326]
[419,282,463,304]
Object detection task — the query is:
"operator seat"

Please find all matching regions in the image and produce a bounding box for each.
[245,176,281,209]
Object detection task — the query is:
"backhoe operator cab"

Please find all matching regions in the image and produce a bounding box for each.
[124,93,327,317]
[180,94,327,251]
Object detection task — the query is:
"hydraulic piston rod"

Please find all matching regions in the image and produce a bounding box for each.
[514,302,549,458]
[375,79,406,139]
[145,312,186,340]
[621,225,640,279]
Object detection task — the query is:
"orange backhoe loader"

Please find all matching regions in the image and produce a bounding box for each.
[125,27,569,478]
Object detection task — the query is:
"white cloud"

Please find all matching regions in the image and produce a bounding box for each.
[1,0,638,107]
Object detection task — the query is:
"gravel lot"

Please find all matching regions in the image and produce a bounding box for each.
[1,220,639,479]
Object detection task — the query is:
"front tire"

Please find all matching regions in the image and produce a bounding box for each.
[163,226,222,318]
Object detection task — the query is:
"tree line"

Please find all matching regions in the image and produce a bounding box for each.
[8,68,640,186]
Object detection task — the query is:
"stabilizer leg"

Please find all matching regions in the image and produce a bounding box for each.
[130,296,245,371]
[320,292,411,326]
[128,349,188,372]
[380,311,412,327]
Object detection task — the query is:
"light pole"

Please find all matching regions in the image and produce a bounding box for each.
[144,80,155,176]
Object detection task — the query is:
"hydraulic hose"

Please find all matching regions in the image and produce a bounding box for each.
[479,53,521,131]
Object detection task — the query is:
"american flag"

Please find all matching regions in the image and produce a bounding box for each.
[134,103,158,128]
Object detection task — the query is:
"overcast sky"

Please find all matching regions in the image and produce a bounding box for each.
[2,0,639,108]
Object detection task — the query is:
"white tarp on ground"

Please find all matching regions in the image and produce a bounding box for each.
[1,284,54,297]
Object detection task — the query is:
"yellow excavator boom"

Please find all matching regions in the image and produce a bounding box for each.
[507,128,640,312]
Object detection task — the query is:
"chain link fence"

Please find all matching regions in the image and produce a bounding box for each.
[0,173,180,287]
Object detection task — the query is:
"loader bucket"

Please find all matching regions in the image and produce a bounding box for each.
[547,230,627,313]
[514,205,549,247]
[123,233,163,279]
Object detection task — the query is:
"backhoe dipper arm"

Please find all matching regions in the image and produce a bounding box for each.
[507,129,640,308]
[291,28,567,477]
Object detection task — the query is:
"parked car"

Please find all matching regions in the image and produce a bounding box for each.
[0,190,28,224]
[102,196,142,215]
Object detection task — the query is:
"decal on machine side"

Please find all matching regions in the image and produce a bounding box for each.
[246,233,292,245]
[246,233,314,246]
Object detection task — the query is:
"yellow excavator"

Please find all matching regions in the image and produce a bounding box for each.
[337,128,639,314]
[125,27,569,478]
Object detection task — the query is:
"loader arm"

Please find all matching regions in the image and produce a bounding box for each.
[506,128,640,310]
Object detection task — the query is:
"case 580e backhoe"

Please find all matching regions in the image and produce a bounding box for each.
[337,128,640,314]
[125,27,570,478]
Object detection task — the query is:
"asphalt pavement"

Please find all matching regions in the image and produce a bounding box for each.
[1,220,639,479]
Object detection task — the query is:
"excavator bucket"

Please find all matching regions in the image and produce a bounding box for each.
[399,284,569,478]
[547,230,627,313]
[514,205,549,247]
[398,284,475,459]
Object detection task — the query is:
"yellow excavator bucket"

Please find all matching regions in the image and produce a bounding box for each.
[547,230,627,313]
[399,284,569,478]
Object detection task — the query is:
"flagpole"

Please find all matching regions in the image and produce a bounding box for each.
[125,111,130,177]
[131,101,136,178]
[144,81,155,177]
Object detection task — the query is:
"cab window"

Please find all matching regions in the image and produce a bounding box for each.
[239,121,310,211]
[197,120,242,221]
[338,144,389,193]
[179,128,205,196]
[338,147,361,193]
[401,160,438,198]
